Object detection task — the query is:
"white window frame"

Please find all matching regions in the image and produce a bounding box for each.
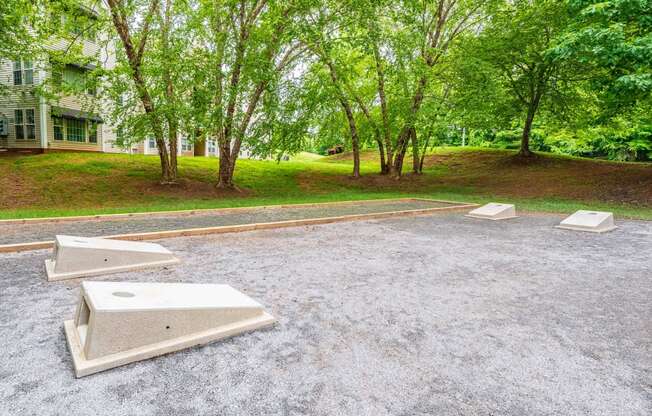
[65,118,86,142]
[88,121,98,143]
[0,115,8,137]
[53,116,64,141]
[181,137,192,152]
[207,139,217,154]
[51,117,99,144]
[13,61,34,86]
[14,109,36,140]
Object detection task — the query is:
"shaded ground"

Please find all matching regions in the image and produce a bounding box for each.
[421,151,652,206]
[326,149,652,206]
[0,148,650,219]
[1,213,650,415]
[0,199,455,245]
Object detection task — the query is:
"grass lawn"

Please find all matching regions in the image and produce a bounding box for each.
[0,147,650,219]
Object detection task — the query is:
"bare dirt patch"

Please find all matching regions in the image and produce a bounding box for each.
[135,178,253,200]
[0,157,42,209]
[421,151,652,206]
[320,149,652,205]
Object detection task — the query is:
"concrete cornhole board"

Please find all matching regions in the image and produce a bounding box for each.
[465,203,518,220]
[555,210,617,233]
[64,281,277,377]
[45,235,180,281]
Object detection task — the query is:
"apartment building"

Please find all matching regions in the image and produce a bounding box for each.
[0,2,118,154]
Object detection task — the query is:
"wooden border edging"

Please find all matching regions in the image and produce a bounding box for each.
[0,200,476,253]
[0,197,434,225]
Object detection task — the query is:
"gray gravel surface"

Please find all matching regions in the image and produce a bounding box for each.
[1,212,650,415]
[0,199,454,245]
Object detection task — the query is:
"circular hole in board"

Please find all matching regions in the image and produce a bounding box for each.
[112,291,135,298]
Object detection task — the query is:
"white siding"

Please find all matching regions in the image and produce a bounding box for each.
[0,60,42,149]
[0,1,118,153]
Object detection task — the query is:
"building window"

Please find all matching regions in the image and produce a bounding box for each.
[0,115,8,137]
[14,109,35,140]
[25,109,35,139]
[53,117,64,140]
[181,138,192,152]
[88,121,97,143]
[148,137,157,149]
[52,117,100,144]
[66,118,85,142]
[207,139,217,154]
[14,110,23,139]
[13,61,33,86]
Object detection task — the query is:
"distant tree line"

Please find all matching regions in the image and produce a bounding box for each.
[2,0,650,185]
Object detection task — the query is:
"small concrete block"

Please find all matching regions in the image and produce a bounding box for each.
[64,281,277,377]
[556,210,617,233]
[45,235,180,281]
[465,203,517,220]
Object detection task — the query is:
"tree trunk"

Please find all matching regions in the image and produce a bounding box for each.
[373,42,392,177]
[341,102,361,178]
[161,0,178,183]
[377,139,389,175]
[351,92,387,175]
[216,2,248,189]
[519,105,536,157]
[217,141,234,189]
[167,129,178,181]
[157,143,172,182]
[391,76,427,177]
[418,131,431,173]
[322,57,360,178]
[391,127,413,177]
[352,139,361,178]
[411,128,420,174]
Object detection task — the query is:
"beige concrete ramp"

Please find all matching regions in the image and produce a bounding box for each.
[45,235,180,281]
[465,203,518,220]
[64,281,276,377]
[556,210,617,233]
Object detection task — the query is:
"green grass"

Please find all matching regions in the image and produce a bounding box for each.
[0,148,650,220]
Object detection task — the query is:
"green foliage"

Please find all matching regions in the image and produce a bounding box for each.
[553,0,652,108]
[466,123,651,161]
[547,125,651,161]
[4,0,649,174]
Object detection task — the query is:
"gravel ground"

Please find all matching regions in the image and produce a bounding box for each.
[0,212,650,415]
[0,199,454,245]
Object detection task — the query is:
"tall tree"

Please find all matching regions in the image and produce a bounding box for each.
[348,0,489,176]
[105,0,181,183]
[299,3,367,177]
[453,0,582,157]
[190,0,304,189]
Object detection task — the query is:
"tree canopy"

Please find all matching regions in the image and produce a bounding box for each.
[4,0,650,184]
